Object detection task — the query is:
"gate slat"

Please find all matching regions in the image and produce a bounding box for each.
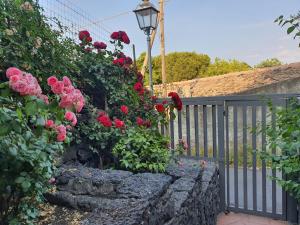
[261,106,267,213]
[233,106,239,209]
[226,105,230,207]
[170,114,175,149]
[203,105,208,157]
[212,105,217,158]
[178,110,183,140]
[271,110,277,214]
[252,106,257,211]
[186,105,191,156]
[242,106,248,210]
[194,105,200,158]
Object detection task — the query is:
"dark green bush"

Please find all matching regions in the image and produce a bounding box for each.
[112,127,170,173]
[261,99,300,200]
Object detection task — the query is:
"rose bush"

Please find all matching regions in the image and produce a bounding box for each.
[74,29,183,171]
[0,68,84,224]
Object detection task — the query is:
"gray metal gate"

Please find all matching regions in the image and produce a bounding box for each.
[159,93,299,223]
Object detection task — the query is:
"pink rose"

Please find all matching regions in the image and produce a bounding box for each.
[56,124,67,135]
[62,76,72,87]
[6,67,22,79]
[51,81,64,94]
[71,115,77,126]
[9,75,20,83]
[57,133,66,142]
[45,120,54,128]
[64,111,74,121]
[47,76,58,86]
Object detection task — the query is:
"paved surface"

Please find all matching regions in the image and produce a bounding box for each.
[217,213,287,225]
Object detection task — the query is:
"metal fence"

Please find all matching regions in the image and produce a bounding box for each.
[38,0,131,54]
[160,93,300,223]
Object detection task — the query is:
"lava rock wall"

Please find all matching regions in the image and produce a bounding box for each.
[45,158,220,225]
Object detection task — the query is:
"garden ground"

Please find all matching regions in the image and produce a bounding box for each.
[217,213,287,225]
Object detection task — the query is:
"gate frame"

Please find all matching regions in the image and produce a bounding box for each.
[158,93,300,223]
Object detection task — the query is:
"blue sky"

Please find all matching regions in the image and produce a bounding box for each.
[43,0,300,66]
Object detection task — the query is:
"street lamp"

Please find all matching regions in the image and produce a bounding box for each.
[134,0,159,95]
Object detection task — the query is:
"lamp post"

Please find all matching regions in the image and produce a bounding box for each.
[134,0,159,95]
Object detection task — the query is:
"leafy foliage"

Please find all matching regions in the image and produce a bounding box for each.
[275,12,300,47]
[206,58,251,76]
[112,127,170,172]
[261,99,300,200]
[137,53,252,84]
[0,78,80,224]
[254,58,282,68]
[137,52,211,84]
[0,0,78,86]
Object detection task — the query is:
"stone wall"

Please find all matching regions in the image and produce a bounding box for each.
[44,158,220,225]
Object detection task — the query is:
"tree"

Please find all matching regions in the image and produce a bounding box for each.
[137,52,211,85]
[254,58,282,68]
[206,58,251,76]
[275,12,300,47]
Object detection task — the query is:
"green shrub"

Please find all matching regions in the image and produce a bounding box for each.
[261,99,300,200]
[206,58,251,76]
[137,52,211,84]
[112,127,170,173]
[254,58,282,68]
[0,68,83,224]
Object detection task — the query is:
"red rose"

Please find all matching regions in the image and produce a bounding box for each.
[151,96,158,101]
[110,32,119,40]
[110,31,130,44]
[134,82,143,92]
[120,105,128,115]
[114,118,125,128]
[176,101,183,111]
[137,72,143,82]
[155,103,165,113]
[122,33,130,44]
[136,117,144,126]
[118,52,126,58]
[125,57,133,65]
[168,92,183,111]
[144,120,151,128]
[94,41,107,49]
[138,88,145,96]
[79,30,90,41]
[113,58,126,66]
[86,36,92,43]
[97,115,112,127]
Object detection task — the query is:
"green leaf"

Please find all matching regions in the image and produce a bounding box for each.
[21,180,31,190]
[9,147,17,156]
[15,177,25,184]
[25,101,37,116]
[287,26,296,34]
[16,108,23,120]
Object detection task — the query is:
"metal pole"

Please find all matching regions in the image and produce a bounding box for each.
[132,44,137,73]
[147,34,153,95]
